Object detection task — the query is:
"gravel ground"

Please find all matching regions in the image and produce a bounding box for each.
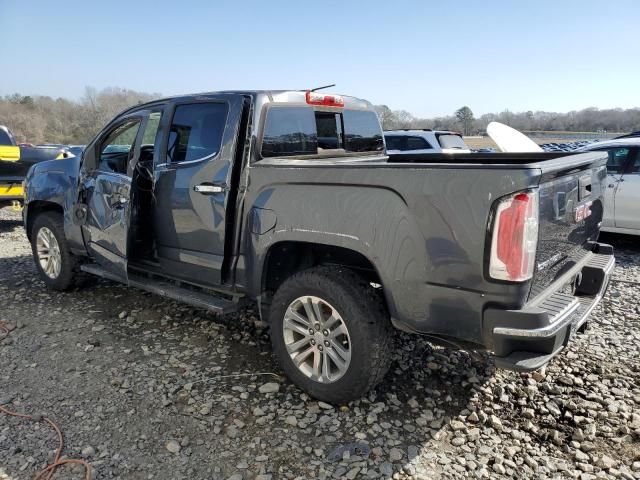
[0,207,639,480]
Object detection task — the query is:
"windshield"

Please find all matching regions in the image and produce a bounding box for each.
[437,134,469,150]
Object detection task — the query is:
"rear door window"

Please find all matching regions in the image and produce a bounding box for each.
[260,106,383,158]
[167,103,228,163]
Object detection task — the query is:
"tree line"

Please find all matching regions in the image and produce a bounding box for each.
[0,87,159,145]
[1,87,639,144]
[375,105,640,135]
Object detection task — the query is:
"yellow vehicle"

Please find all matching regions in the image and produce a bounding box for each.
[0,125,68,211]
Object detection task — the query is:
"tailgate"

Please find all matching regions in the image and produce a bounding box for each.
[529,151,608,299]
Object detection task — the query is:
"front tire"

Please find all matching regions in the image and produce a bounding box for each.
[30,212,79,290]
[269,266,393,403]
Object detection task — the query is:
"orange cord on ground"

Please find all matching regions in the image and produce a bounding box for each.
[0,321,92,480]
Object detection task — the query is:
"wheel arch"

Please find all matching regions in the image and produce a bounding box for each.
[25,200,64,241]
[258,240,396,320]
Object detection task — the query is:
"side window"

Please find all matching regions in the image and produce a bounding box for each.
[406,136,432,150]
[606,148,630,174]
[167,103,228,163]
[139,111,162,163]
[99,121,141,175]
[385,136,404,150]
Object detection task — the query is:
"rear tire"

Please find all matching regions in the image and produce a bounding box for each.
[30,212,79,290]
[269,266,393,403]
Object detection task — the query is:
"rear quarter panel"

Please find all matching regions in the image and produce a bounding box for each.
[241,160,541,344]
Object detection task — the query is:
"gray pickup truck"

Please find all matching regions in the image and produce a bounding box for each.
[23,90,614,403]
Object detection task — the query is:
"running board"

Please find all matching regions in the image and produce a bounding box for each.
[80,264,245,315]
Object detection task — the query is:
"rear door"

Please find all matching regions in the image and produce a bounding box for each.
[602,147,632,228]
[81,111,147,282]
[614,148,640,230]
[153,94,245,286]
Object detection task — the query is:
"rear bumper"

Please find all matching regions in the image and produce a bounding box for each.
[485,242,614,371]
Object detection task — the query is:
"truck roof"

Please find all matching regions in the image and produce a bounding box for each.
[384,129,462,136]
[123,90,375,116]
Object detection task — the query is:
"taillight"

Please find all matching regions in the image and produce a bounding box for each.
[305,91,344,107]
[489,190,539,282]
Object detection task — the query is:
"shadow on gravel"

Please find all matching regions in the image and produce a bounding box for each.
[0,218,23,234]
[600,232,640,254]
[0,241,493,478]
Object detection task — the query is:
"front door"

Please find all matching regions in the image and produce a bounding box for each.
[81,113,146,282]
[614,149,640,230]
[153,95,244,286]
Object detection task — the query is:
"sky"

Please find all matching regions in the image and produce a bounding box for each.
[1,0,639,118]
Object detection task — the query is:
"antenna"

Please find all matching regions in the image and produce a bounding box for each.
[310,84,336,92]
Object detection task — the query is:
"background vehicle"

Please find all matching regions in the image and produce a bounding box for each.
[1,125,23,209]
[1,125,69,210]
[23,90,613,403]
[36,143,70,150]
[66,145,85,157]
[384,129,471,154]
[580,135,640,235]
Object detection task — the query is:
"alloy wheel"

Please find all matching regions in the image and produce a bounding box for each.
[36,227,62,279]
[282,295,352,383]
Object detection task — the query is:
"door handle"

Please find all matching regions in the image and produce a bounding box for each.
[194,184,226,194]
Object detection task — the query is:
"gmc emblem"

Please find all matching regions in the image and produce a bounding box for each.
[574,201,593,223]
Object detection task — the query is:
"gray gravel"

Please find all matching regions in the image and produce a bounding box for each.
[1,207,639,479]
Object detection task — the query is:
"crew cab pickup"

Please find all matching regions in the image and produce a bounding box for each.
[23,90,614,403]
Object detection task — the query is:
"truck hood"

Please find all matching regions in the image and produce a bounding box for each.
[29,155,81,177]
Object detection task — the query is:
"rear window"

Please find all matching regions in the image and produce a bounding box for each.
[342,110,384,153]
[261,106,383,158]
[437,134,468,150]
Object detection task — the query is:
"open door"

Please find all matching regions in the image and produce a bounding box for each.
[79,112,148,283]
